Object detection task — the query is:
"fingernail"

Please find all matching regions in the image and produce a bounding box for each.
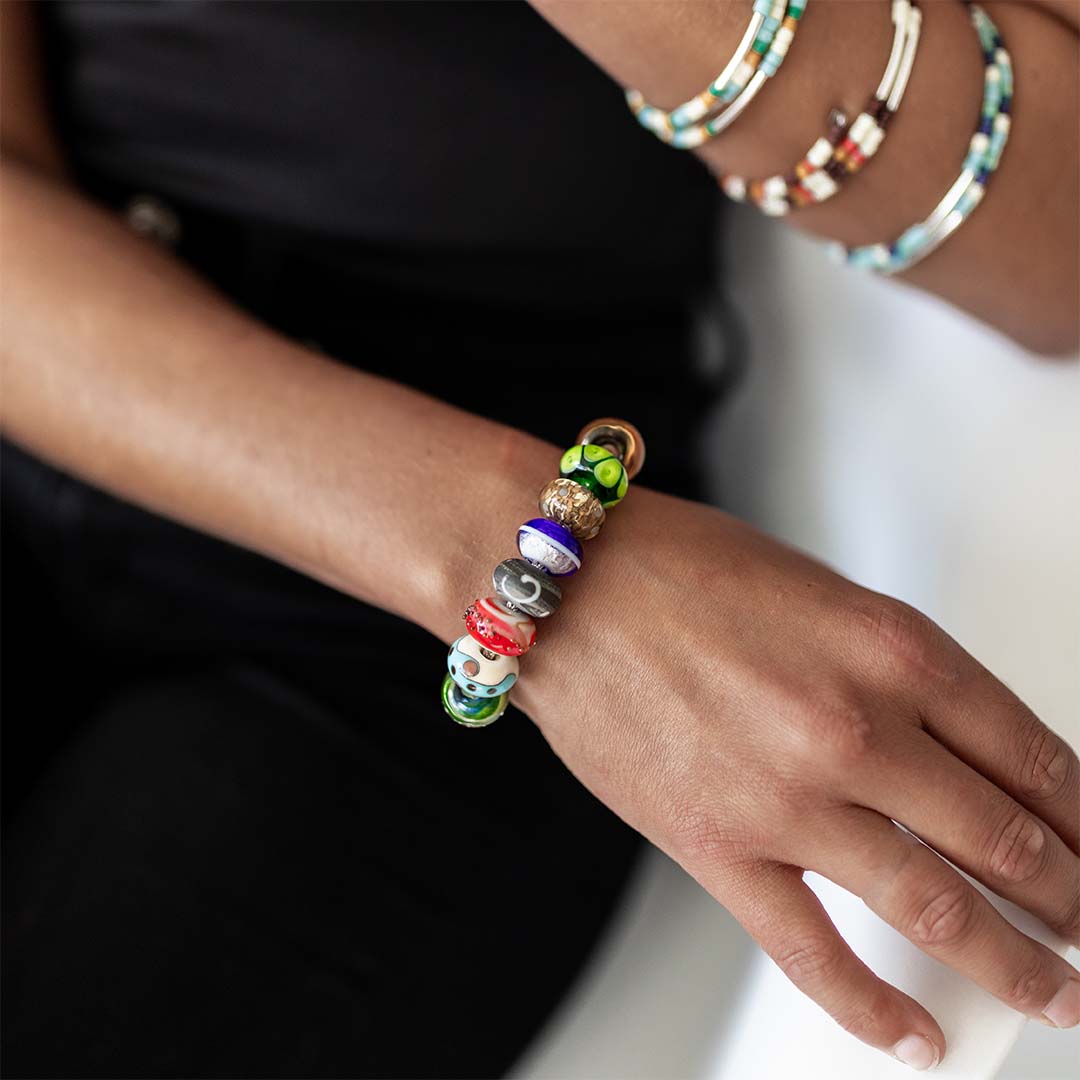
[1042,978,1080,1028]
[893,1034,939,1071]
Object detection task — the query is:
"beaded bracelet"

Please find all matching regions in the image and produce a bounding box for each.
[627,0,808,150]
[835,3,1011,274]
[720,0,922,215]
[442,420,644,728]
[627,0,778,141]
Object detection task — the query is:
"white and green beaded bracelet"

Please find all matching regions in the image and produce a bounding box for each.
[627,0,809,150]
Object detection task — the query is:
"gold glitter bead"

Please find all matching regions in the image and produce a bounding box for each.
[538,478,606,541]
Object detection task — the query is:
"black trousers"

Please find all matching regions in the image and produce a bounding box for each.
[2,630,641,1078]
[2,185,730,1079]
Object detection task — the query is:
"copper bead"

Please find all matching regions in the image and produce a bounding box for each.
[574,417,646,480]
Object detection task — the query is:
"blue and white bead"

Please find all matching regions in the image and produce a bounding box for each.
[516,518,583,578]
[447,635,518,697]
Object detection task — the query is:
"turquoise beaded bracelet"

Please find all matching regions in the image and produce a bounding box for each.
[835,3,1012,274]
[442,419,645,728]
[627,0,808,150]
[627,0,775,140]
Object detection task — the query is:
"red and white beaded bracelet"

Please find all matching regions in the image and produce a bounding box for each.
[720,0,922,215]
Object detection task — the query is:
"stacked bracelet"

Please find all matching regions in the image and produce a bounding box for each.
[442,419,645,728]
[720,0,922,215]
[836,3,1011,274]
[627,0,808,150]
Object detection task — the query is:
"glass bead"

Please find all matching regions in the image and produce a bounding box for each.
[538,478,606,540]
[441,674,507,728]
[447,635,518,696]
[559,443,629,508]
[517,518,582,578]
[492,558,562,619]
[464,595,536,656]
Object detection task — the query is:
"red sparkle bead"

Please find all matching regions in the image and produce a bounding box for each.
[464,596,536,657]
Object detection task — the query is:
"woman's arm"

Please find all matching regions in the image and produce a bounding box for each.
[0,158,553,637]
[0,4,552,635]
[530,0,1079,355]
[4,5,1077,1070]
[1033,0,1080,32]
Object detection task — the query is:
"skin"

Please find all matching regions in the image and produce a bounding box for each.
[2,0,1078,1070]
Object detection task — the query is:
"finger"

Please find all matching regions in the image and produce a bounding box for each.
[925,670,1080,854]
[850,596,1079,852]
[808,806,1080,1029]
[846,724,1080,946]
[725,861,945,1070]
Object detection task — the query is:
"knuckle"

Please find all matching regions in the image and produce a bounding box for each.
[985,805,1047,884]
[837,994,892,1040]
[792,693,878,765]
[772,776,820,821]
[775,934,846,987]
[908,883,977,948]
[1003,958,1055,1013]
[1017,719,1076,801]
[852,598,958,683]
[667,800,746,868]
[1057,886,1080,946]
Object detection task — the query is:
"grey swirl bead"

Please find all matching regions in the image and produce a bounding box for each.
[492,558,562,619]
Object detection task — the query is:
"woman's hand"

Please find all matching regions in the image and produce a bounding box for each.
[512,486,1080,1069]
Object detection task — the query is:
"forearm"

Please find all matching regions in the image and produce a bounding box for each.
[531,0,1079,354]
[0,161,553,639]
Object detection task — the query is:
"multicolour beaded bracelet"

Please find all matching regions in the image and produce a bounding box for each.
[627,0,777,140]
[835,3,1011,274]
[720,0,922,215]
[442,420,645,728]
[627,0,808,150]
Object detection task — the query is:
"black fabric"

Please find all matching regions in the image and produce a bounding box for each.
[2,662,642,1079]
[4,3,736,1075]
[40,0,717,296]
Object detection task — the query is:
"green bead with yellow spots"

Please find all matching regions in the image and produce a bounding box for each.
[559,443,629,508]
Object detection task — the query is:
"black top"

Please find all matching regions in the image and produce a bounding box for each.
[41,0,719,299]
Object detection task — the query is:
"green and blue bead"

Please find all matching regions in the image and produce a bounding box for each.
[441,675,508,728]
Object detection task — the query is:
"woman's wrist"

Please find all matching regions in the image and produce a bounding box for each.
[417,426,562,643]
[437,419,645,726]
[314,399,560,642]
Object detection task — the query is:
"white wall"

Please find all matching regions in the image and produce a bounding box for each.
[516,210,1079,1080]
